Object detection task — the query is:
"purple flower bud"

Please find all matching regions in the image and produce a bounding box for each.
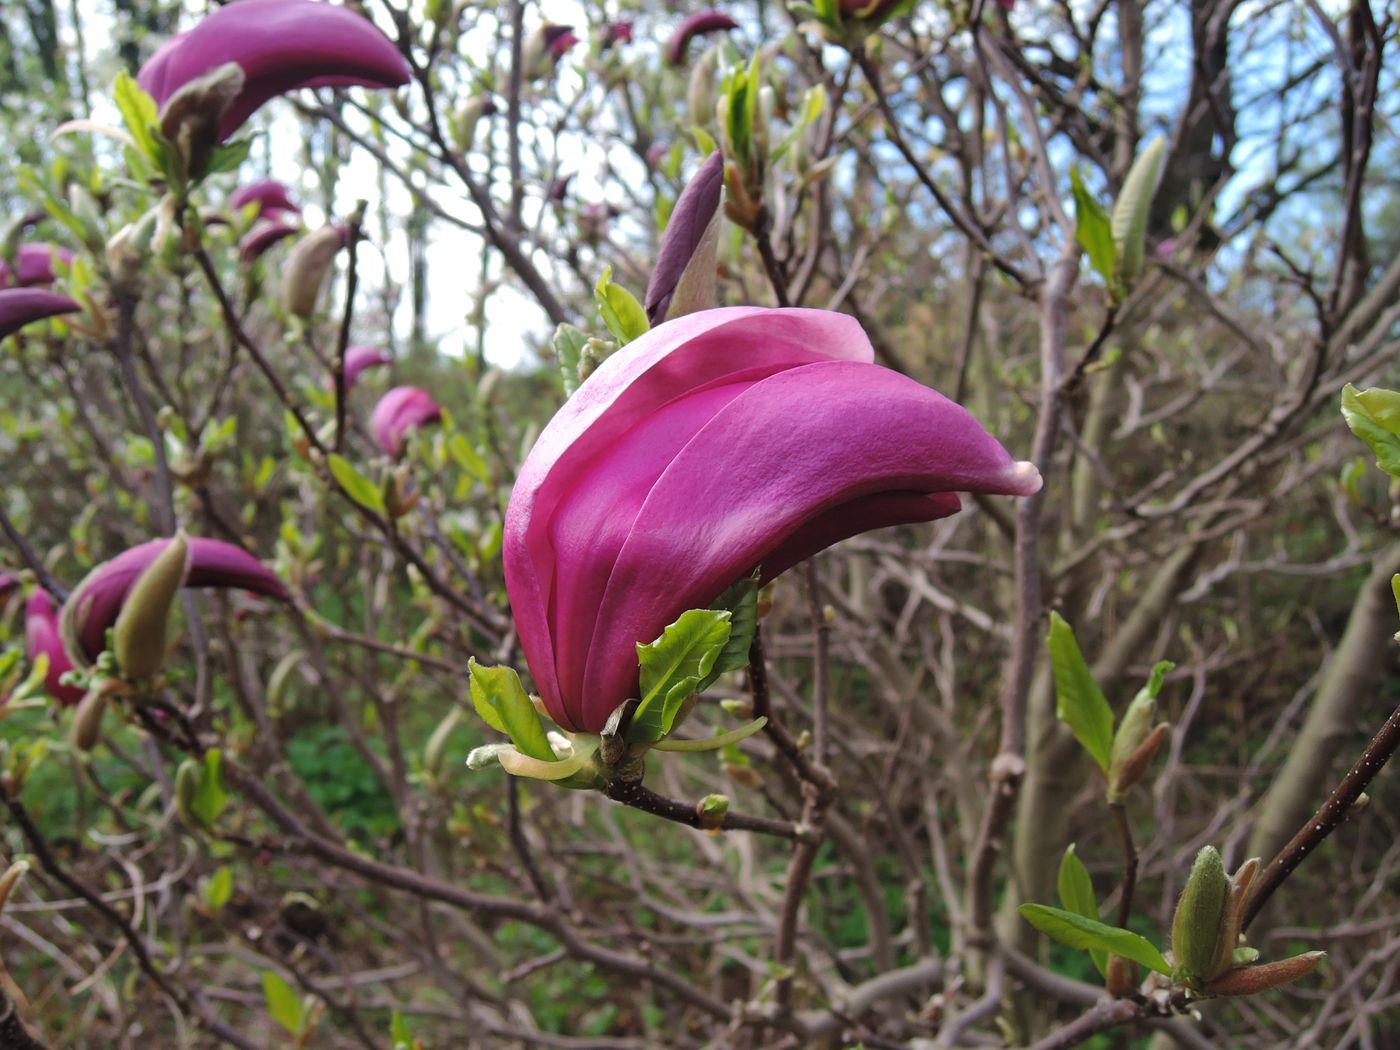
[61,538,287,665]
[644,151,724,324]
[0,288,81,341]
[503,307,1041,732]
[343,345,393,388]
[238,218,300,264]
[645,142,670,170]
[372,386,442,457]
[229,178,301,219]
[666,11,739,66]
[25,591,84,707]
[0,244,76,289]
[137,0,412,142]
[544,25,579,57]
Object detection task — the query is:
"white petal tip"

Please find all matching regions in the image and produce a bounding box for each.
[1006,460,1042,495]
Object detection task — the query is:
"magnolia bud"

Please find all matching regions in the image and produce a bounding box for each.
[68,185,105,253]
[1105,954,1139,998]
[1108,722,1169,800]
[578,338,615,383]
[687,48,719,128]
[0,860,29,915]
[106,208,160,288]
[453,95,497,151]
[70,687,109,753]
[696,793,729,830]
[1171,846,1228,985]
[282,224,346,318]
[175,758,203,829]
[1199,952,1325,997]
[113,530,190,681]
[1205,857,1259,981]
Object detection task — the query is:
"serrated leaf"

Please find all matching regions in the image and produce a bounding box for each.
[1111,136,1166,284]
[1018,904,1171,976]
[593,266,649,345]
[190,749,228,828]
[327,454,386,514]
[1047,612,1114,772]
[1342,385,1400,480]
[630,609,733,743]
[1070,168,1117,291]
[467,660,555,761]
[261,970,305,1036]
[652,716,767,751]
[1057,845,1107,977]
[204,866,233,911]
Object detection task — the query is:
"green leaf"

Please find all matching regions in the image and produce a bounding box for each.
[629,610,733,743]
[1111,136,1166,284]
[1047,612,1115,772]
[703,575,759,687]
[1070,168,1117,291]
[112,72,161,163]
[261,970,305,1036]
[1057,845,1107,977]
[204,866,234,911]
[327,453,386,514]
[448,433,489,482]
[652,716,767,751]
[552,324,588,396]
[390,1011,415,1050]
[205,138,252,175]
[593,266,649,345]
[190,749,228,828]
[1342,384,1400,480]
[497,739,597,781]
[467,660,555,761]
[1017,904,1172,977]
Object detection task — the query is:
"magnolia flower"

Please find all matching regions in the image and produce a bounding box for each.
[372,386,442,457]
[0,288,81,341]
[61,538,286,665]
[229,178,300,218]
[137,0,411,141]
[644,150,723,324]
[600,21,634,49]
[239,218,300,263]
[343,345,393,388]
[25,591,84,706]
[281,223,347,317]
[522,24,578,79]
[666,11,739,66]
[504,307,1041,732]
[0,244,76,288]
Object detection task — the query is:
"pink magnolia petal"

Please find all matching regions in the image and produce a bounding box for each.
[666,11,739,66]
[0,288,81,340]
[25,591,84,706]
[577,361,1038,728]
[229,178,301,217]
[238,218,299,263]
[343,345,393,389]
[138,0,411,141]
[371,386,441,457]
[64,538,287,662]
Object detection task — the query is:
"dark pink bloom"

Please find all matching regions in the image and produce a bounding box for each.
[137,0,412,141]
[62,538,287,663]
[372,386,442,457]
[600,21,634,48]
[666,11,738,66]
[229,178,300,218]
[343,345,393,388]
[503,307,1042,733]
[0,289,81,340]
[544,25,579,57]
[644,151,723,324]
[25,591,84,707]
[238,218,300,263]
[0,244,76,288]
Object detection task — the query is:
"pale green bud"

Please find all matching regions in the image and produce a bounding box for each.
[114,531,190,681]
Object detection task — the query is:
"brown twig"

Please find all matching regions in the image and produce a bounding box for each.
[603,779,810,841]
[333,201,367,453]
[1109,802,1138,928]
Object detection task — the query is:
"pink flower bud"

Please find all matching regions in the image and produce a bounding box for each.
[343,345,393,389]
[666,11,739,66]
[0,288,81,341]
[25,591,84,707]
[371,386,442,457]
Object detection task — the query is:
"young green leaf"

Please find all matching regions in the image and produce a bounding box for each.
[327,454,387,514]
[552,323,589,396]
[190,749,229,828]
[1341,384,1400,480]
[467,660,556,762]
[1069,168,1116,291]
[630,609,733,743]
[594,266,650,345]
[1018,903,1171,977]
[703,574,759,687]
[112,72,161,163]
[261,970,305,1036]
[1047,612,1115,772]
[390,1011,416,1050]
[1057,845,1107,977]
[1111,136,1166,284]
[652,716,767,751]
[204,866,234,911]
[448,433,489,482]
